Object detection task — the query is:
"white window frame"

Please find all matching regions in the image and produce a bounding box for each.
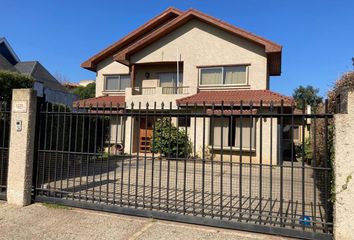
[104,74,131,92]
[210,117,256,151]
[199,65,249,87]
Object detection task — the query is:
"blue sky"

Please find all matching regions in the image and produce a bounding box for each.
[1,0,354,97]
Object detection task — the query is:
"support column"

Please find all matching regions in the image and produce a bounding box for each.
[130,64,136,89]
[334,89,354,239]
[7,89,37,206]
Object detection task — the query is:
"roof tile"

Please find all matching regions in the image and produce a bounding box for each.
[176,90,293,106]
[74,95,125,108]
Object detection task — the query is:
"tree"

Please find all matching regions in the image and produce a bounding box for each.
[292,85,323,110]
[54,72,70,84]
[151,118,191,158]
[0,71,34,102]
[73,82,96,100]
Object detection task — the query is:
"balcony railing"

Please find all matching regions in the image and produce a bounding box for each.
[162,86,189,95]
[133,87,156,95]
[132,86,190,95]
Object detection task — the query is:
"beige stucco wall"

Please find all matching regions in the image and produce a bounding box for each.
[255,115,279,165]
[95,18,273,164]
[189,114,278,165]
[125,87,197,109]
[135,64,179,88]
[334,90,354,240]
[96,57,130,97]
[95,18,269,100]
[131,19,268,91]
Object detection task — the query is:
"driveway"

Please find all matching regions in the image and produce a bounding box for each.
[35,155,327,232]
[0,201,293,240]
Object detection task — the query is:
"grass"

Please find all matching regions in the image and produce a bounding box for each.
[41,203,72,210]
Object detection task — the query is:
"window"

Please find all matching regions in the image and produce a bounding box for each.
[211,117,255,149]
[159,72,183,94]
[109,116,124,143]
[200,66,247,86]
[200,68,222,85]
[224,66,247,85]
[105,75,131,91]
[178,116,191,128]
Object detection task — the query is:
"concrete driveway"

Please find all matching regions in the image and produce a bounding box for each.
[0,201,294,240]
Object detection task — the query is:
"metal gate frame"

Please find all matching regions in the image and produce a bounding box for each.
[32,100,334,240]
[35,195,331,240]
[0,102,11,201]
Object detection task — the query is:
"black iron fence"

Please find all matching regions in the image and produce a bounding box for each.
[33,100,333,240]
[0,102,11,200]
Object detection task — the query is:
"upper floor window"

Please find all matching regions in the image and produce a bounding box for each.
[159,72,183,94]
[105,75,131,91]
[200,65,248,86]
[159,72,183,87]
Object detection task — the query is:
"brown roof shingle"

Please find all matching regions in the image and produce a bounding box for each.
[82,7,282,75]
[74,95,125,108]
[114,8,282,75]
[176,90,293,106]
[81,7,182,71]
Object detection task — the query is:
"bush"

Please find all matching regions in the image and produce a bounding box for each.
[304,137,313,163]
[0,70,34,102]
[39,103,109,154]
[295,137,313,163]
[151,118,191,158]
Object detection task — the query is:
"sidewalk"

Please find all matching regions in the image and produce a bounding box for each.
[0,201,294,240]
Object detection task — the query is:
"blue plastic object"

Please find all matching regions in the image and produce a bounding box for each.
[299,215,312,226]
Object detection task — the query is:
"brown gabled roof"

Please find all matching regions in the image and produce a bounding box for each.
[73,95,125,108]
[113,8,282,75]
[176,90,293,106]
[81,7,182,71]
[82,8,282,75]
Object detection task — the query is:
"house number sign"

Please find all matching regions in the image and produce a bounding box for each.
[13,101,28,113]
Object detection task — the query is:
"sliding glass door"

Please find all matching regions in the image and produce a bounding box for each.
[159,72,183,94]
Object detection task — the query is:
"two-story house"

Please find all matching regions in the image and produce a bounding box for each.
[77,8,295,165]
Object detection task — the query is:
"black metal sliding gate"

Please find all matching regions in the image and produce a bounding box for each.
[0,102,10,200]
[33,101,333,239]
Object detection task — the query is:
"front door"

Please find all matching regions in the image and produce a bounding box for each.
[139,118,153,152]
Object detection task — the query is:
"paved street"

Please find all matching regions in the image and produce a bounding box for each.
[0,201,293,240]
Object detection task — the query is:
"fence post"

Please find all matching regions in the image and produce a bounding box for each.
[7,89,37,206]
[334,89,354,239]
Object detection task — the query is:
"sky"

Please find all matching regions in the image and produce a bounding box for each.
[1,0,354,97]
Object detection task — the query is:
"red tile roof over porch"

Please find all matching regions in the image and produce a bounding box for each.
[74,95,125,108]
[176,90,294,106]
[73,90,293,108]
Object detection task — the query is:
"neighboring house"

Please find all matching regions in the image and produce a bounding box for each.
[77,8,300,164]
[64,79,95,90]
[79,79,95,87]
[0,37,77,106]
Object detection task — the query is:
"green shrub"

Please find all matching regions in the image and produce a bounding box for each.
[151,118,191,158]
[295,137,313,163]
[0,70,34,102]
[304,137,313,163]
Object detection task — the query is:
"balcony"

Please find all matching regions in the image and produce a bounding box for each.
[125,86,197,109]
[132,86,190,95]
